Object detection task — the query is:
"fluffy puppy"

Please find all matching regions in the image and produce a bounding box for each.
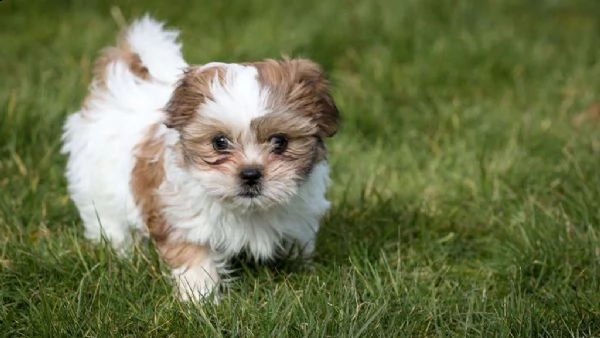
[61,16,339,301]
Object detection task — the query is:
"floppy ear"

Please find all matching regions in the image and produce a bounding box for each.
[288,59,340,137]
[164,66,223,129]
[256,58,340,137]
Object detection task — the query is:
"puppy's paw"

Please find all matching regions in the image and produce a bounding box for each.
[279,238,316,261]
[172,261,220,303]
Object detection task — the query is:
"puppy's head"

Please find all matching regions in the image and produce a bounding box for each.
[164,59,339,210]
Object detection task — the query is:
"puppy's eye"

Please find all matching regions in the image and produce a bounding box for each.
[268,134,288,154]
[212,135,231,152]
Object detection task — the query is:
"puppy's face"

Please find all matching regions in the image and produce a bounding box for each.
[165,59,339,210]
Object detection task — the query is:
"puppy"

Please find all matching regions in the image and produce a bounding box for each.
[61,16,339,301]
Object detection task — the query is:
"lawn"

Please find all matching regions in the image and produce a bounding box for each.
[1,0,600,336]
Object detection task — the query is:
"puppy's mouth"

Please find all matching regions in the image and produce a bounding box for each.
[238,185,262,198]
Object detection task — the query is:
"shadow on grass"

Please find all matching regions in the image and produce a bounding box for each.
[228,197,433,280]
[317,198,427,262]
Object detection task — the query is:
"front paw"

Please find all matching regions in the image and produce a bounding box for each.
[279,238,316,261]
[157,241,220,302]
[172,263,220,302]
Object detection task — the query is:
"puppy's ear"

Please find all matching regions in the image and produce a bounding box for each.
[288,59,340,137]
[256,58,340,137]
[164,67,223,129]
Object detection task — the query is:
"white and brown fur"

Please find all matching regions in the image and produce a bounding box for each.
[61,16,339,301]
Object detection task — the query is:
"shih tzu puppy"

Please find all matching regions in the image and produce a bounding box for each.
[61,16,339,301]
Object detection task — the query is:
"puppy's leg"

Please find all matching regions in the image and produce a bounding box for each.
[300,237,316,260]
[281,233,317,261]
[78,203,132,253]
[157,241,220,301]
[84,218,132,252]
[298,235,317,261]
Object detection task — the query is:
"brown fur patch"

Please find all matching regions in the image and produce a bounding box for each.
[251,110,320,141]
[131,125,210,269]
[164,66,226,129]
[83,31,151,110]
[94,33,150,88]
[130,124,167,242]
[251,59,340,138]
[158,240,211,270]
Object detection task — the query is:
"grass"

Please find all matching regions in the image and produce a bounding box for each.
[1,0,600,336]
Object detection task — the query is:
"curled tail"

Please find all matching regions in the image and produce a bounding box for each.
[94,15,187,85]
[63,16,187,155]
[84,15,188,112]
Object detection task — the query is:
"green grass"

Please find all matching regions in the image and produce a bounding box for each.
[1,0,600,336]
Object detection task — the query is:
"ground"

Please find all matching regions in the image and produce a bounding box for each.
[1,0,599,336]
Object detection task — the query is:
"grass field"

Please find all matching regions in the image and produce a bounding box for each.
[1,0,600,336]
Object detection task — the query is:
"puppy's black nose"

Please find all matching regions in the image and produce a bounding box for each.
[239,167,262,184]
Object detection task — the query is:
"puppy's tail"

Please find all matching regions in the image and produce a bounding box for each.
[93,15,188,88]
